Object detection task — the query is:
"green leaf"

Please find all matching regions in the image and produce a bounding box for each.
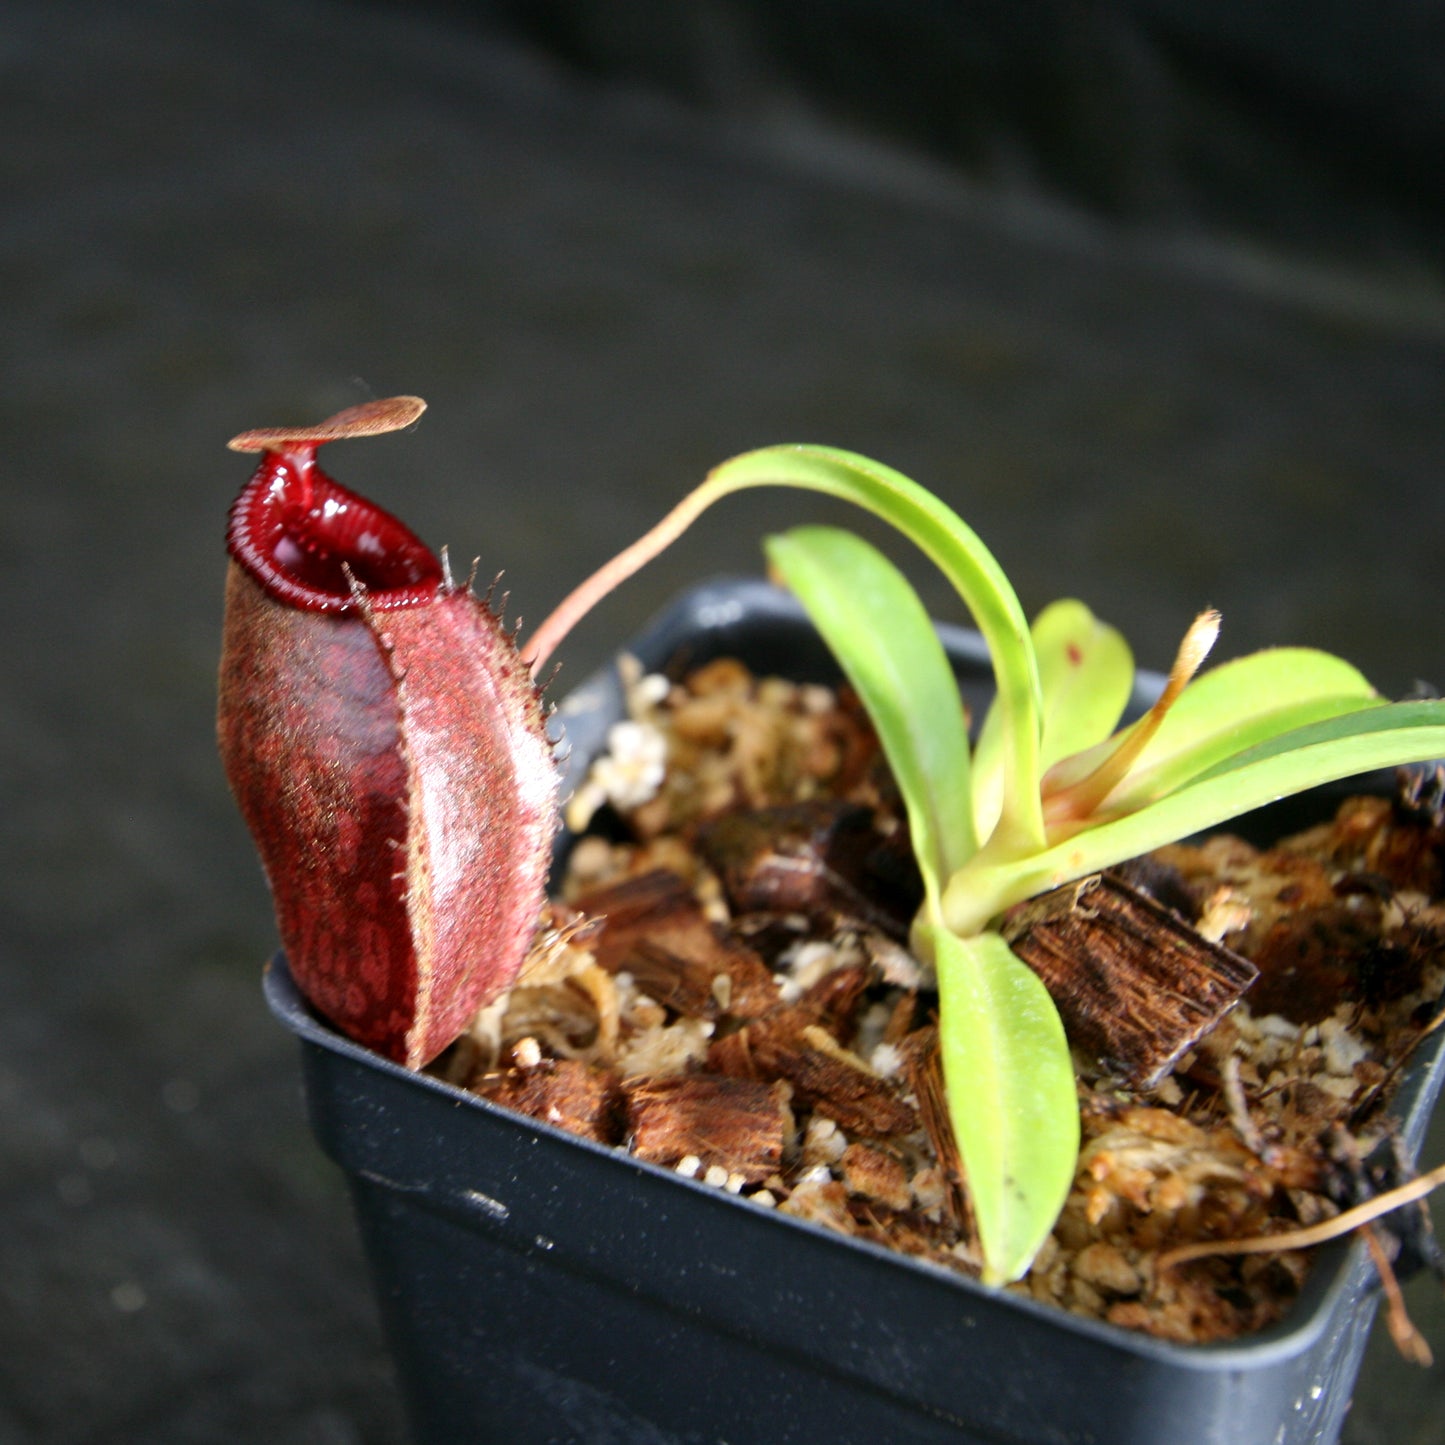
[707,446,1048,851]
[1184,697,1445,786]
[527,443,1049,848]
[926,922,1079,1285]
[1032,601,1135,771]
[1043,647,1378,817]
[945,699,1445,931]
[768,525,1078,1285]
[764,526,976,879]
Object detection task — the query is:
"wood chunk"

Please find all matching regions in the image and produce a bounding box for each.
[574,868,779,1019]
[779,1176,855,1234]
[570,869,706,970]
[839,1143,912,1212]
[709,1002,917,1137]
[785,1049,911,1135]
[793,962,874,1033]
[1002,871,1258,1087]
[615,938,767,1021]
[480,1060,622,1145]
[881,989,921,1046]
[625,1074,790,1184]
[698,800,922,938]
[708,961,872,1068]
[617,938,724,1019]
[1249,896,1422,1021]
[901,1027,970,1232]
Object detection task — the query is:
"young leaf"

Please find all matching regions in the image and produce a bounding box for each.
[764,526,976,877]
[973,601,1132,842]
[1032,611,1220,831]
[1184,699,1445,789]
[1033,601,1135,770]
[926,922,1079,1285]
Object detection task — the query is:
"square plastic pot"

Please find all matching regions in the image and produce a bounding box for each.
[265,578,1445,1445]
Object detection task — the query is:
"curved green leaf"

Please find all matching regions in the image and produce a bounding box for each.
[1097,693,1386,819]
[527,443,1048,847]
[945,700,1445,932]
[1042,647,1377,811]
[926,922,1079,1285]
[767,525,1077,1284]
[707,446,1047,851]
[1183,697,1445,786]
[1033,600,1134,769]
[764,526,976,878]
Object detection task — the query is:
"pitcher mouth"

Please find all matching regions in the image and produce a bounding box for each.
[226,442,443,612]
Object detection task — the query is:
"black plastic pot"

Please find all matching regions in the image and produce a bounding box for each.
[266,579,1445,1445]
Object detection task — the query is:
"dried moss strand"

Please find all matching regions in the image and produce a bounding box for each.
[1157,1157,1445,1270]
[1364,1225,1433,1365]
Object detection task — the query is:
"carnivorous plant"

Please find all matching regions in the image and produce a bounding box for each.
[220,400,1445,1287]
[530,444,1445,1284]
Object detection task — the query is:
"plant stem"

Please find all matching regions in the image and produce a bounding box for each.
[523,483,719,673]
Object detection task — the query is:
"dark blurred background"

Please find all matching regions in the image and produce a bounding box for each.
[3,2,1443,1440]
